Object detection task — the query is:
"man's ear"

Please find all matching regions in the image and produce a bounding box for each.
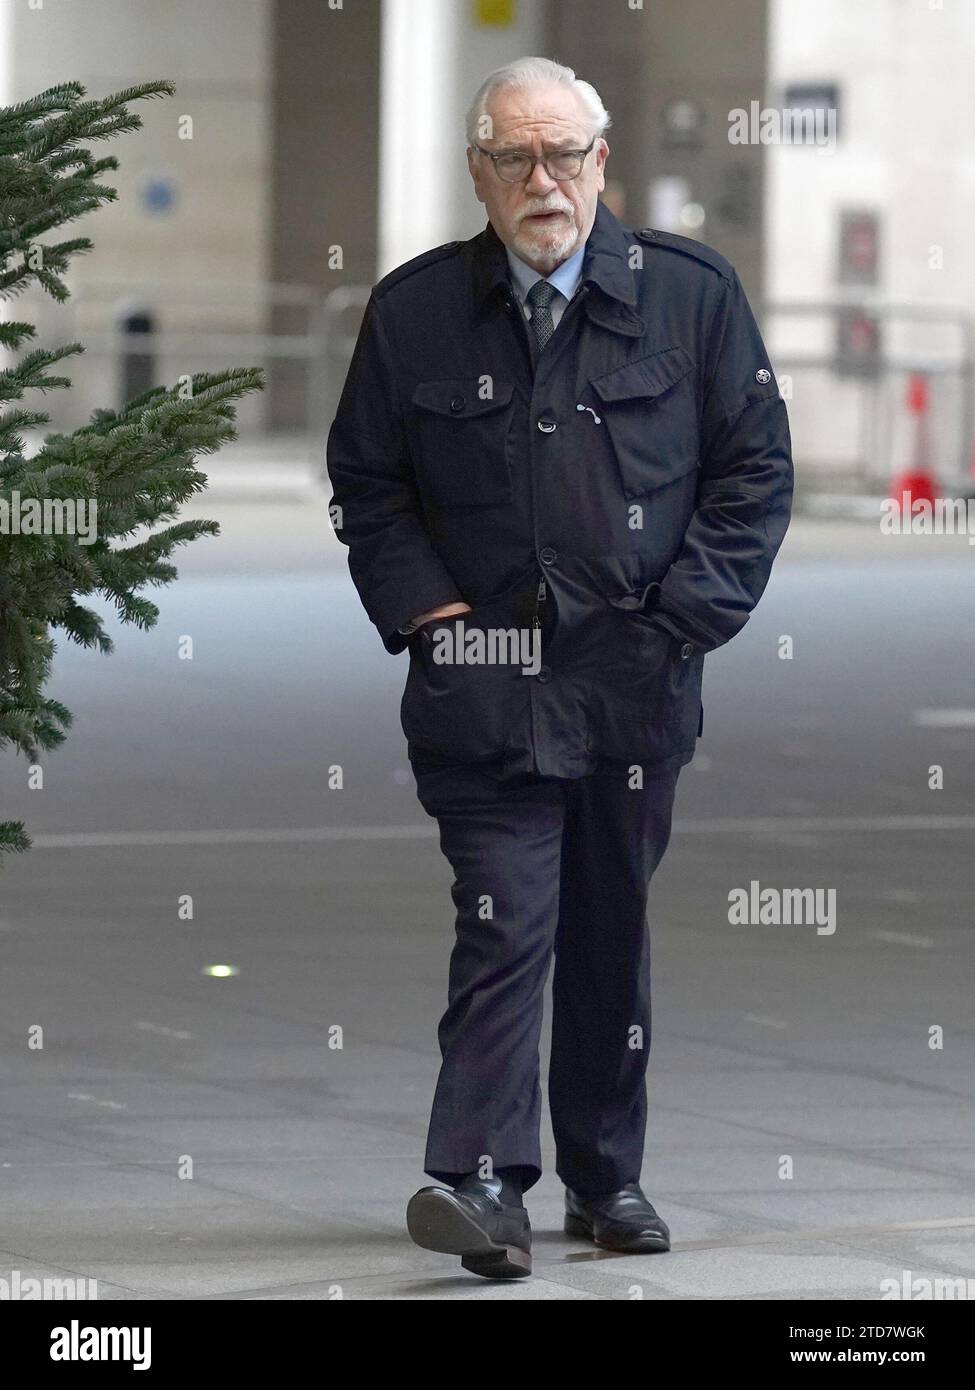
[467,146,487,206]
[594,138,609,193]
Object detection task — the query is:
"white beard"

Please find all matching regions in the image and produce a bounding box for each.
[511,215,580,271]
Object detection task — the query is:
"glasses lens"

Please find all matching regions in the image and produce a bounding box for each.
[495,153,532,182]
[547,152,584,179]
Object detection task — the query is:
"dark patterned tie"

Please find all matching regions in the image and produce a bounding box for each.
[525,279,558,355]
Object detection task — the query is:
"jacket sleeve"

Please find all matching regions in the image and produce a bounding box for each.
[648,269,793,652]
[325,292,464,655]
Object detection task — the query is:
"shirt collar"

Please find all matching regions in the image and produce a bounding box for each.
[467,201,644,337]
[471,201,639,312]
[505,242,586,307]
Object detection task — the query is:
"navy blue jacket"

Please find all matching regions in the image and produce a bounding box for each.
[326,200,793,777]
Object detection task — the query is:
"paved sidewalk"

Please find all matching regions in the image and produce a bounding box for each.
[1,486,973,1299]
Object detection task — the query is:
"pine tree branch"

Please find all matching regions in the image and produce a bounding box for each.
[0,322,38,350]
[0,77,266,864]
[0,822,31,856]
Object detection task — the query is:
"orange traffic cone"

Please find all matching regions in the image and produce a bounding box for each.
[891,373,937,514]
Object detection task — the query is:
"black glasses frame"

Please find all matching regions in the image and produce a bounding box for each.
[473,137,597,183]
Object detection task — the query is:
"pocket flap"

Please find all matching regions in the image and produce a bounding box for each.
[412,378,515,418]
[590,347,695,404]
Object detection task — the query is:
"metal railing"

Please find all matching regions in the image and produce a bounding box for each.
[52,279,975,492]
[761,299,975,488]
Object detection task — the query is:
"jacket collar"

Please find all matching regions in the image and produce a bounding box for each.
[468,199,644,337]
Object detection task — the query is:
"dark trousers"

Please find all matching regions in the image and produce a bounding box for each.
[410,754,681,1196]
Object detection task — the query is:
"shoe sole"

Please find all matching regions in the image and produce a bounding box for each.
[564,1212,670,1253]
[407,1190,532,1278]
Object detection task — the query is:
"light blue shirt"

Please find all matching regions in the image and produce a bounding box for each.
[505,242,586,331]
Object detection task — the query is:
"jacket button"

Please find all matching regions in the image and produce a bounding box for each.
[537,419,557,433]
[536,665,552,683]
[449,395,465,412]
[680,642,694,660]
[539,547,557,564]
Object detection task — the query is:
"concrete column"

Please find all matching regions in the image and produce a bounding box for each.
[378,0,548,276]
[268,0,381,428]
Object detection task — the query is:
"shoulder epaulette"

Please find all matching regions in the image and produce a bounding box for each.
[633,228,734,281]
[374,240,465,297]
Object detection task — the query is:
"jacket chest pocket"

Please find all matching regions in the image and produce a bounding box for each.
[410,378,516,509]
[589,347,699,500]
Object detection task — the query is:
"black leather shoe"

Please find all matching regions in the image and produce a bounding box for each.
[407,1175,532,1278]
[564,1181,670,1253]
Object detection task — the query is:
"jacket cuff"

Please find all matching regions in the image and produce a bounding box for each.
[644,587,711,651]
[376,585,464,655]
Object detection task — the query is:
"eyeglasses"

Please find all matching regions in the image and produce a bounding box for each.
[473,137,596,184]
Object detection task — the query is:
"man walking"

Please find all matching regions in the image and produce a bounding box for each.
[326,57,793,1278]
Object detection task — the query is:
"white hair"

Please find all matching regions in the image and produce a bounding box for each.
[465,56,612,147]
